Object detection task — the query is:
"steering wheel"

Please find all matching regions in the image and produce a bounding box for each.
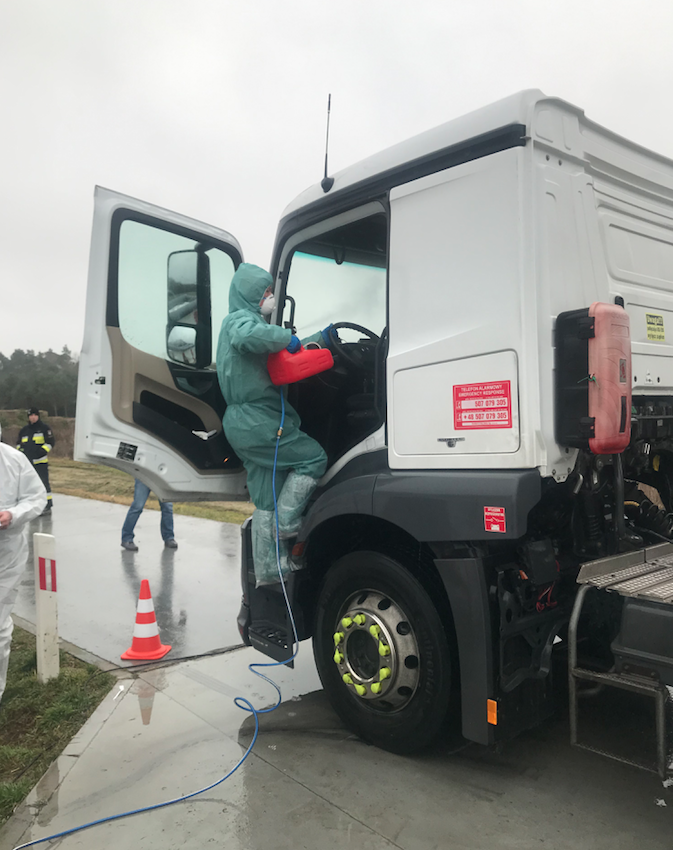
[327,322,380,369]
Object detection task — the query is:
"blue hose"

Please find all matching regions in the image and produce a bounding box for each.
[14,389,297,849]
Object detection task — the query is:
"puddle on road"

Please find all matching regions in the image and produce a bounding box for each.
[130,669,168,726]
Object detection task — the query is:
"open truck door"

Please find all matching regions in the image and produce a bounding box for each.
[75,186,248,502]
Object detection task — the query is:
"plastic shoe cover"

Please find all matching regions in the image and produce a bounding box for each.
[252,510,290,587]
[275,472,318,539]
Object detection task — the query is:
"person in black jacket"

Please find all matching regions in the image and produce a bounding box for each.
[17,408,55,515]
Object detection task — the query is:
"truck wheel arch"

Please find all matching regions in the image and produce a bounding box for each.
[301,479,503,746]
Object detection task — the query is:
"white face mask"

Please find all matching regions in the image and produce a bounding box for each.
[260,294,276,317]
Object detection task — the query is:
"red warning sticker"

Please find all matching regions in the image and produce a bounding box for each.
[484,506,506,533]
[453,381,512,430]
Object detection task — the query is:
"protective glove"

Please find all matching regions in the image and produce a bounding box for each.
[286,335,301,354]
[321,324,338,347]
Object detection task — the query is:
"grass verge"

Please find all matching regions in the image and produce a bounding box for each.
[50,459,255,525]
[0,628,114,825]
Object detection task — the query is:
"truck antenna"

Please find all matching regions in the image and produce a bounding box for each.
[321,93,335,193]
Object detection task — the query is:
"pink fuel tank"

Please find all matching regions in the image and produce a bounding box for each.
[587,302,631,454]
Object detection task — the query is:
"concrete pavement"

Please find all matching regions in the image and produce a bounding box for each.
[2,495,672,848]
[3,646,672,849]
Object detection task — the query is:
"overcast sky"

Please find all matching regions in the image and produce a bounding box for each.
[1,0,673,357]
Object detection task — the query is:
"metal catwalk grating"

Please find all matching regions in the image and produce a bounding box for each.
[612,566,673,596]
[578,548,673,603]
[641,580,673,603]
[587,562,662,589]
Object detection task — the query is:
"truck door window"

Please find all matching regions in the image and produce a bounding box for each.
[284,214,387,340]
[117,219,236,366]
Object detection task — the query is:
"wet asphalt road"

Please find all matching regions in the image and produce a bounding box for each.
[15,494,244,663]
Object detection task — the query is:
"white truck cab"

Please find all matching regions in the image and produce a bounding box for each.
[77,90,673,758]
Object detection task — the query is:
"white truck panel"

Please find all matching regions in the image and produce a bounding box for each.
[387,148,538,471]
[393,351,520,456]
[386,95,673,479]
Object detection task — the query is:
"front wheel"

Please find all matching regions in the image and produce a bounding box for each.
[313,550,455,753]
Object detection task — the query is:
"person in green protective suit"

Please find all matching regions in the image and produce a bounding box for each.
[216,263,331,585]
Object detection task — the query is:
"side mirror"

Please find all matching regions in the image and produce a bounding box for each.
[166,249,211,368]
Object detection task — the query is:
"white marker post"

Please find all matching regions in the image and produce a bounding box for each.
[33,532,59,683]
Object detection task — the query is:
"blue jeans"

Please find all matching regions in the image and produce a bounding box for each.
[121,480,174,543]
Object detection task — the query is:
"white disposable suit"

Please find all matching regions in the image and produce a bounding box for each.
[0,429,47,701]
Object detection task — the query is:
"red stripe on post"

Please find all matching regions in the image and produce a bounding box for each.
[39,557,46,591]
[51,559,57,593]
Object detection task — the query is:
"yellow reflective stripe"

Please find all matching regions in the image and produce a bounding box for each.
[33,457,49,464]
[33,435,45,444]
[21,436,29,442]
[42,444,51,452]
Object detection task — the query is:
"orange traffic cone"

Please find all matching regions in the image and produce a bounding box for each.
[121,580,171,661]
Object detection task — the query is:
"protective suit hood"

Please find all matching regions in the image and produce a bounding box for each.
[228,264,273,315]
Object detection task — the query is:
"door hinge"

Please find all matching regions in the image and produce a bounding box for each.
[94,376,106,385]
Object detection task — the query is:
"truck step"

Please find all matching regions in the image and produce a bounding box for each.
[248,620,294,666]
[570,543,673,777]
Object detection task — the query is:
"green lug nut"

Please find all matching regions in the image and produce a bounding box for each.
[333,631,345,646]
[342,673,353,685]
[341,617,353,629]
[379,667,391,681]
[371,682,382,694]
[353,614,366,626]
[334,650,344,664]
[354,684,367,696]
[378,641,391,657]
[369,624,381,639]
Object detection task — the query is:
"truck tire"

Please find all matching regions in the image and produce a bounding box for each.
[313,550,454,754]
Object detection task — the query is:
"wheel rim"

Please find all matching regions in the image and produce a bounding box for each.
[332,588,421,711]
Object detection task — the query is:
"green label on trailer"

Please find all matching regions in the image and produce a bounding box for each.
[646,313,665,342]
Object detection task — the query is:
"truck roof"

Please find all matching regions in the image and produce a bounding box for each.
[281,88,673,221]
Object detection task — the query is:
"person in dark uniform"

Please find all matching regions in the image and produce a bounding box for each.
[17,408,55,515]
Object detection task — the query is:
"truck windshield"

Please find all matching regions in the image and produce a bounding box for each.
[285,213,387,341]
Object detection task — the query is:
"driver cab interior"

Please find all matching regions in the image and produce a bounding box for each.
[278,210,388,466]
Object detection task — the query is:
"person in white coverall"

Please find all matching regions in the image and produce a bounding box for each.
[0,426,47,701]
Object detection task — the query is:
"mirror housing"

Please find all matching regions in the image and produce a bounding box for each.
[166,249,211,368]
